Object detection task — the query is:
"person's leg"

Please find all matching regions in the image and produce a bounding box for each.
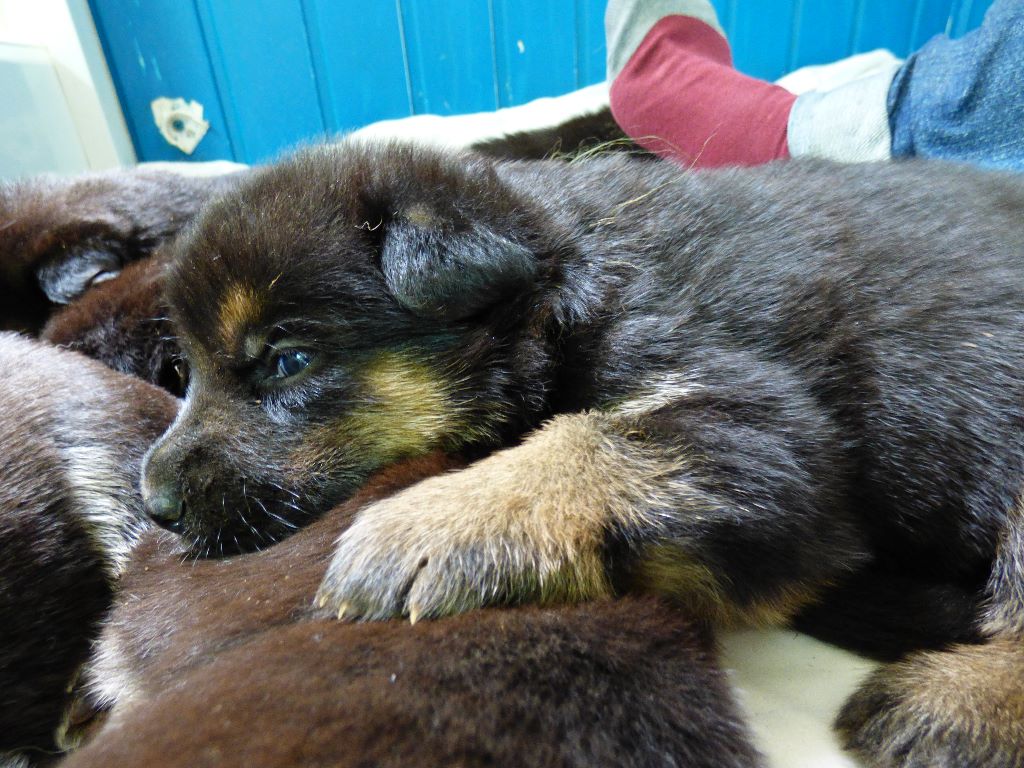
[887,0,1024,172]
[786,61,902,163]
[606,0,796,167]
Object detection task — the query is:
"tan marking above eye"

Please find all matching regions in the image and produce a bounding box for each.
[218,283,263,347]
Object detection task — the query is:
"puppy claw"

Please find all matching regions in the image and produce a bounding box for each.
[408,606,420,625]
[336,602,350,621]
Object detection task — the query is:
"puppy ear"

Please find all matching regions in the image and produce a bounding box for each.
[380,212,537,320]
[36,245,123,304]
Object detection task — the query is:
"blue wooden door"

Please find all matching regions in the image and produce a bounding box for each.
[88,0,994,164]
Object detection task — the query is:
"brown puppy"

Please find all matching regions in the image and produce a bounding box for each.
[0,164,245,332]
[69,455,762,768]
[0,334,177,763]
[42,252,185,396]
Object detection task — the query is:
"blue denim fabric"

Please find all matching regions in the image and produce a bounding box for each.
[888,0,1024,171]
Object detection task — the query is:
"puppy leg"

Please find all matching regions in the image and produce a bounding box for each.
[317,357,863,623]
[836,640,1024,768]
[837,496,1024,767]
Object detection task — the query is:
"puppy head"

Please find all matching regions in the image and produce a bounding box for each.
[142,142,556,553]
[42,251,188,397]
[0,166,244,331]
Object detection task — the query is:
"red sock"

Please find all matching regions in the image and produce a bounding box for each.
[610,15,796,168]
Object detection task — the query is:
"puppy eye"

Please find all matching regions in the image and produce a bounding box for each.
[156,356,190,397]
[271,349,312,380]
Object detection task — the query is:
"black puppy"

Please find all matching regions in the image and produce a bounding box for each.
[144,142,1024,764]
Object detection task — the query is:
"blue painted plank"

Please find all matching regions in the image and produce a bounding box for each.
[951,0,994,37]
[301,0,411,133]
[709,0,736,41]
[963,0,992,33]
[87,0,235,162]
[399,0,497,114]
[575,0,607,87]
[851,0,917,55]
[193,0,325,164]
[492,1,576,106]
[789,0,858,68]
[730,0,800,79]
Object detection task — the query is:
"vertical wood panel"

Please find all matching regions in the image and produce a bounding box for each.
[193,0,324,164]
[301,0,411,133]
[730,0,799,79]
[952,0,990,37]
[789,0,858,69]
[87,0,234,161]
[90,0,1000,164]
[908,0,956,49]
[710,0,737,42]
[964,0,990,33]
[574,0,607,88]
[399,0,497,114]
[850,0,916,54]
[492,0,576,106]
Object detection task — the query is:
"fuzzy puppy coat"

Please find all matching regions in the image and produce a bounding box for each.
[0,334,177,760]
[0,165,244,332]
[145,143,1024,764]
[69,455,761,768]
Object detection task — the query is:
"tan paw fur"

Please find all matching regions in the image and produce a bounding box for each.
[315,412,679,621]
[837,638,1024,768]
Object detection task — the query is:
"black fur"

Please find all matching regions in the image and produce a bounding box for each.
[469,105,647,161]
[41,252,187,396]
[791,567,984,661]
[154,143,1024,590]
[145,143,1024,762]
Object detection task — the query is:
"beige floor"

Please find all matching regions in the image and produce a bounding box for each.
[723,630,879,767]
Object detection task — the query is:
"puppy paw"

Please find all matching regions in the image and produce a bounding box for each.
[314,417,633,621]
[314,466,611,621]
[836,639,1024,768]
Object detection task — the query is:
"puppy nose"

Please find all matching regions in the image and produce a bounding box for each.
[144,488,185,532]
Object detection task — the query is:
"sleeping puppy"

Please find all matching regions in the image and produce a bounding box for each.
[0,163,245,332]
[67,454,761,768]
[143,142,1024,764]
[41,251,186,396]
[38,243,988,661]
[30,167,984,664]
[28,117,629,392]
[0,334,177,763]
